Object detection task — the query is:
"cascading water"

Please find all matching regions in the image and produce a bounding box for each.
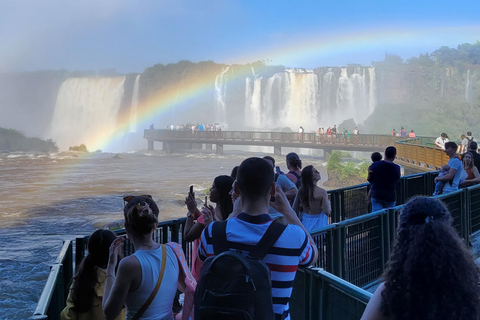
[281,69,317,130]
[214,66,230,124]
[368,68,376,115]
[49,77,126,151]
[242,67,376,131]
[466,69,472,105]
[129,75,140,133]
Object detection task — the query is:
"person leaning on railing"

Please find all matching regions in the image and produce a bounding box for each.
[361,196,480,320]
[60,230,125,320]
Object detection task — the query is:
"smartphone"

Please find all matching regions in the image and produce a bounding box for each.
[205,195,208,206]
[189,185,193,195]
[275,166,283,175]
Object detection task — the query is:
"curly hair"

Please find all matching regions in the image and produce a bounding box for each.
[380,196,480,320]
[71,229,117,314]
[213,175,234,220]
[298,165,315,210]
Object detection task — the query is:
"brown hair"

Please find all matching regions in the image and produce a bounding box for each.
[124,196,159,235]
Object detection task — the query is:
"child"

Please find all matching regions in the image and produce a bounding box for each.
[433,164,450,195]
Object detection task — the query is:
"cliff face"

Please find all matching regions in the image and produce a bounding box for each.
[365,64,480,138]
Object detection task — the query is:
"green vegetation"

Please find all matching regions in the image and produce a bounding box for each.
[364,41,480,140]
[0,127,58,152]
[327,151,369,179]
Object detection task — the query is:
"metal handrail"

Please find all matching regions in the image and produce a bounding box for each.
[31,174,480,319]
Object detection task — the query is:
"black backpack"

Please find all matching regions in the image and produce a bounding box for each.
[194,220,287,320]
[289,171,302,188]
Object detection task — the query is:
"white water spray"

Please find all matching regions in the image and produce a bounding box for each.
[49,77,126,151]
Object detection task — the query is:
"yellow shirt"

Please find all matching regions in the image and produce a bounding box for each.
[60,267,126,320]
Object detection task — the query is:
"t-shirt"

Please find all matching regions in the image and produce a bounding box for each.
[435,137,449,150]
[198,213,315,320]
[369,160,401,202]
[443,157,463,193]
[269,174,297,219]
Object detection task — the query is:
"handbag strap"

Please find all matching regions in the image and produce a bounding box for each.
[132,244,167,320]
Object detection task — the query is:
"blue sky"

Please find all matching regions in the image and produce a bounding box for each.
[0,0,479,73]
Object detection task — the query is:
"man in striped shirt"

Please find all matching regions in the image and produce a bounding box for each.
[198,157,318,320]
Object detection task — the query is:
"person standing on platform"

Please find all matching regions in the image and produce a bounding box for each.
[435,133,449,150]
[400,127,406,137]
[408,130,415,138]
[263,156,297,221]
[298,126,304,143]
[469,141,480,173]
[434,142,463,194]
[368,146,401,212]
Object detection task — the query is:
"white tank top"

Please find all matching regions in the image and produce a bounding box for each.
[126,245,179,320]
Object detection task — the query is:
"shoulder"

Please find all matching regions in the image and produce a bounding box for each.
[314,186,328,197]
[118,254,140,272]
[277,174,296,189]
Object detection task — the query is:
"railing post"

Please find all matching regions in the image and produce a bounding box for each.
[75,237,86,271]
[331,225,344,278]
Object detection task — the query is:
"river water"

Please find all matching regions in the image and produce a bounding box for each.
[0,148,330,320]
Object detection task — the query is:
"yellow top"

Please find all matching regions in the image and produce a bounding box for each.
[60,267,126,320]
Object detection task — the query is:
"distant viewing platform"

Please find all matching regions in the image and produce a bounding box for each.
[144,129,441,170]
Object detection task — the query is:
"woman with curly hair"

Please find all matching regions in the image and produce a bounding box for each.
[361,196,480,320]
[61,229,125,320]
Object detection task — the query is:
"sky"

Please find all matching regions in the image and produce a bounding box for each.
[0,0,479,73]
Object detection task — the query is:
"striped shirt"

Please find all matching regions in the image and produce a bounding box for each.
[198,212,315,320]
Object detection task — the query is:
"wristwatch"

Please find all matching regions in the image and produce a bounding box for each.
[187,211,194,218]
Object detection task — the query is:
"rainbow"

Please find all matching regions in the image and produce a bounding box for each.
[85,24,480,151]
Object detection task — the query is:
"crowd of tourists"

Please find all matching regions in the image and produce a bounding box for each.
[166,123,222,132]
[391,127,416,138]
[60,145,480,320]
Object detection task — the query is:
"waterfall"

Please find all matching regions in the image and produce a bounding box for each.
[282,69,317,130]
[244,77,263,128]
[243,67,376,131]
[335,68,375,125]
[336,68,354,123]
[129,75,140,133]
[49,77,126,151]
[466,69,472,104]
[368,67,377,115]
[214,66,230,124]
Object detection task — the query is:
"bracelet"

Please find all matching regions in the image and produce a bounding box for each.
[106,274,116,280]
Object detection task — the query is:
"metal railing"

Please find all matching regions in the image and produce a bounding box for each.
[290,268,372,320]
[145,129,435,148]
[31,173,480,319]
[396,138,450,170]
[29,241,73,320]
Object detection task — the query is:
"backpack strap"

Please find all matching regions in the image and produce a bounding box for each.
[249,221,287,260]
[289,171,301,180]
[212,220,229,255]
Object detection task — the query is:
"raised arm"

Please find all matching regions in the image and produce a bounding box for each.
[270,185,318,264]
[103,239,135,320]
